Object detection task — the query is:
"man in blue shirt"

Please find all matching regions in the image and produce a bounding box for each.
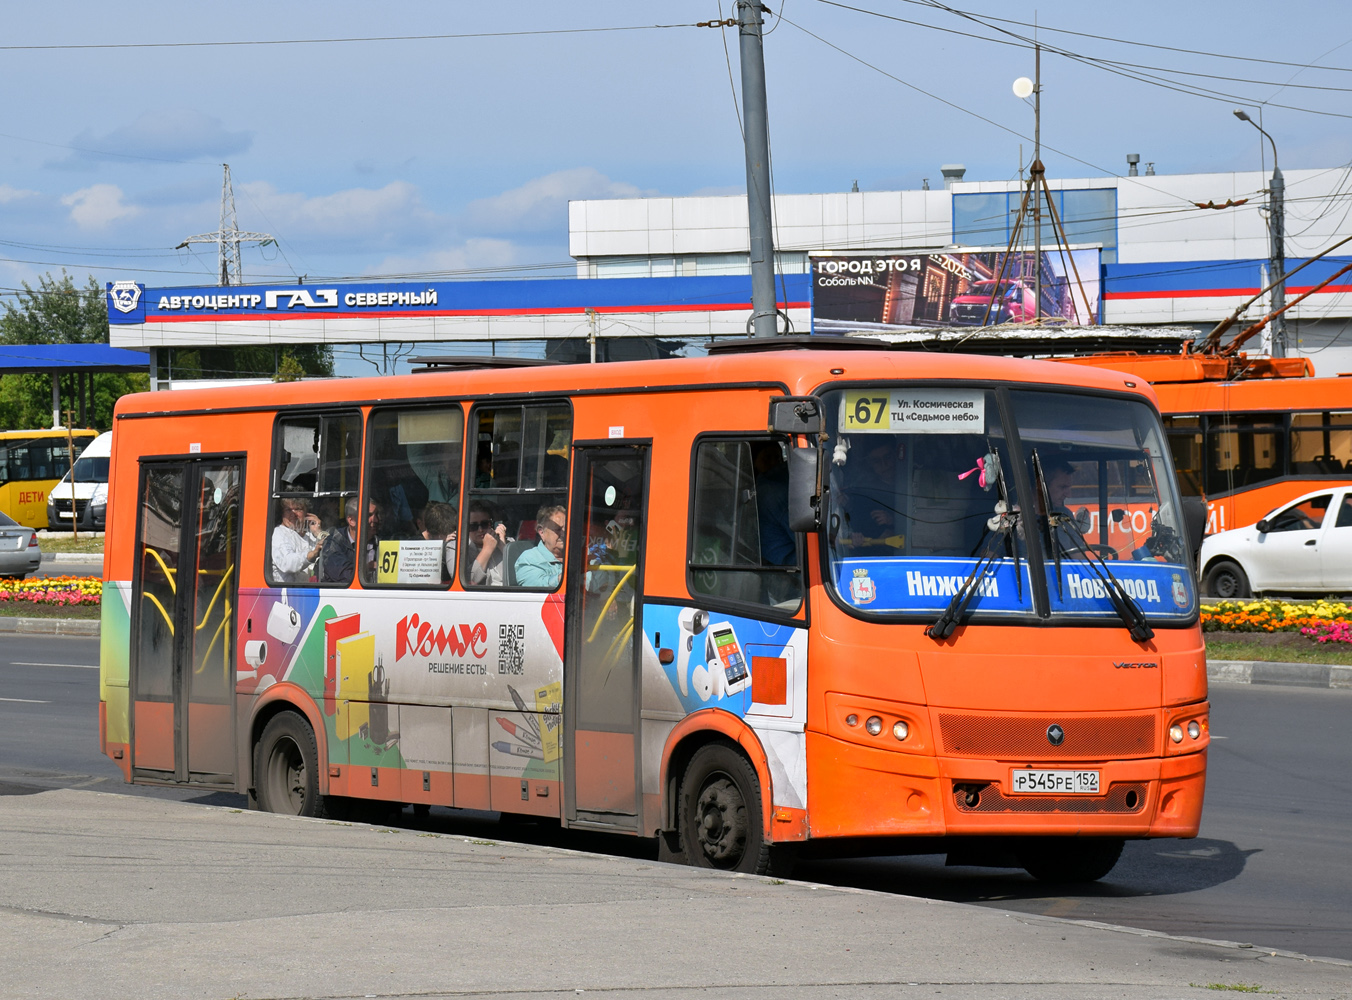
[515,504,567,588]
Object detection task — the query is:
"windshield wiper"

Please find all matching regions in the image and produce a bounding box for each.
[927,459,1020,641]
[1031,450,1154,643]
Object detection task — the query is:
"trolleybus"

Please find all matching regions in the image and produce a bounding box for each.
[99,342,1209,881]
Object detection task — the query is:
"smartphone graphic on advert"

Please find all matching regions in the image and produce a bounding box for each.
[708,622,750,696]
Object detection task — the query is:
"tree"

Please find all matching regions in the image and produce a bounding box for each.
[0,271,149,430]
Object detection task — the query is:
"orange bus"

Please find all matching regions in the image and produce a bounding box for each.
[1056,353,1352,539]
[98,342,1209,882]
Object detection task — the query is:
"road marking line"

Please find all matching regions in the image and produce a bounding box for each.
[9,662,98,669]
[0,697,49,703]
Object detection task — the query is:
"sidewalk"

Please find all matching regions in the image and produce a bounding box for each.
[0,786,1344,1000]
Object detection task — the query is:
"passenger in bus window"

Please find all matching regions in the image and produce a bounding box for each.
[844,437,901,554]
[365,500,388,577]
[408,442,460,505]
[273,499,322,583]
[751,440,795,565]
[319,498,359,584]
[515,504,566,588]
[466,499,511,586]
[422,501,459,580]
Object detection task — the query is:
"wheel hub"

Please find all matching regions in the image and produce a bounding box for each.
[695,776,746,866]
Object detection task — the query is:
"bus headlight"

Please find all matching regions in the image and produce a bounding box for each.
[865,716,883,736]
[892,721,909,741]
[1187,720,1200,740]
[1169,724,1184,744]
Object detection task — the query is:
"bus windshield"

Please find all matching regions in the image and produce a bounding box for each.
[823,385,1196,625]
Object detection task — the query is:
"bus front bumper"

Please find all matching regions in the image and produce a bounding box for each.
[803,731,1206,841]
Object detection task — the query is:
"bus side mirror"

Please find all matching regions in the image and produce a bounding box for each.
[769,396,822,435]
[787,445,821,531]
[1181,495,1207,556]
[1255,518,1271,534]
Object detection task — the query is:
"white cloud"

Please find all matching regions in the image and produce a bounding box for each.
[237,179,440,243]
[60,184,139,228]
[368,238,521,278]
[55,108,252,166]
[0,184,38,204]
[462,167,648,235]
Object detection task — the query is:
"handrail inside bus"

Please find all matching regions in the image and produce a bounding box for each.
[195,601,232,677]
[586,564,636,644]
[142,592,174,636]
[193,564,235,632]
[145,548,177,594]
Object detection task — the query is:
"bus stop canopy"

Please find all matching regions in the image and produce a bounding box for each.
[0,344,150,429]
[0,344,150,373]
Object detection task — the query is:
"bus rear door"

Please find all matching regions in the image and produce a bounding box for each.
[130,458,243,786]
[563,445,648,830]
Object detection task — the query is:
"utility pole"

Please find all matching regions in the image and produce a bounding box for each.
[1032,43,1042,323]
[176,164,274,286]
[1234,110,1286,357]
[737,1,779,337]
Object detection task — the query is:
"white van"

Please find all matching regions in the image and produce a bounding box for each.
[46,431,111,532]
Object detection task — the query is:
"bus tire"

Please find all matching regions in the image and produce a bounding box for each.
[678,742,782,875]
[1017,837,1124,883]
[254,711,327,818]
[1205,560,1250,599]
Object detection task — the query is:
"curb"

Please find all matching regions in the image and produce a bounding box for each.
[0,617,99,636]
[1208,659,1352,689]
[39,552,103,564]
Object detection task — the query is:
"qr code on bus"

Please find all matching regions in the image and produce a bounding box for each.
[498,624,525,675]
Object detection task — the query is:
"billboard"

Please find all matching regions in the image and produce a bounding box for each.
[810,249,1102,331]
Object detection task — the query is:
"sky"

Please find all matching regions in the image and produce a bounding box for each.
[3,0,1352,300]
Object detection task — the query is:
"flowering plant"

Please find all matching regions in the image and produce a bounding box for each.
[0,575,102,607]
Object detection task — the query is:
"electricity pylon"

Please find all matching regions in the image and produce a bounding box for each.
[176,163,273,286]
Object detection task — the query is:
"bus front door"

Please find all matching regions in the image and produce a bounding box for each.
[563,446,648,831]
[130,459,243,786]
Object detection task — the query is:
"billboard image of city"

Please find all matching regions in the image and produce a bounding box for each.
[810,249,1102,332]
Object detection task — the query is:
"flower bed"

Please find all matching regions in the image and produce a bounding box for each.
[0,575,102,608]
[1202,599,1352,641]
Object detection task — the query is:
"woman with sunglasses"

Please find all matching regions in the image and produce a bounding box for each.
[466,499,512,586]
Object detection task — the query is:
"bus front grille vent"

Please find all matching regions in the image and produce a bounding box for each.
[937,713,1156,759]
[953,782,1148,814]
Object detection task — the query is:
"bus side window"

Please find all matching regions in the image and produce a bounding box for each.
[1290,411,1352,475]
[462,402,571,590]
[688,437,803,613]
[1206,414,1285,493]
[360,406,464,589]
[267,411,363,588]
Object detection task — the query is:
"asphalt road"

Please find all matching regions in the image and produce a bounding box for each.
[2,634,1349,962]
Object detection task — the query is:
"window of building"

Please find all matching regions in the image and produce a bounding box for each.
[688,437,802,613]
[268,412,363,587]
[359,406,463,588]
[462,402,571,590]
[1289,411,1352,475]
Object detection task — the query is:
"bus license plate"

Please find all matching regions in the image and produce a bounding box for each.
[1011,769,1099,794]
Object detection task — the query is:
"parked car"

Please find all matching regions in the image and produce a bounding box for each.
[948,280,1037,326]
[46,431,110,532]
[1200,485,1352,597]
[0,510,42,579]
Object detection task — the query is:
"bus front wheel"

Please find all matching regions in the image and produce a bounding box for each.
[254,712,326,818]
[1017,837,1124,883]
[678,742,784,876]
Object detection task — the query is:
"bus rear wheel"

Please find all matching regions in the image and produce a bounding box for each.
[255,712,326,818]
[1205,560,1251,599]
[1016,837,1124,883]
[678,742,781,875]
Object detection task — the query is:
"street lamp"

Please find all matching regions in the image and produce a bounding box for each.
[1234,109,1286,357]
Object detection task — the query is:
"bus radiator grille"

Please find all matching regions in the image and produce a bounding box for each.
[953,782,1148,814]
[937,713,1156,759]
